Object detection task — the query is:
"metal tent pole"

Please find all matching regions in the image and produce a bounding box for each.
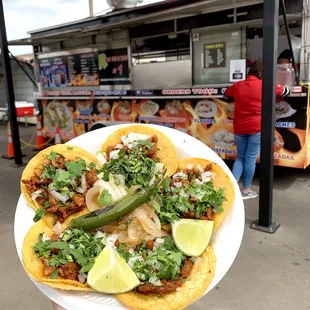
[250,0,280,233]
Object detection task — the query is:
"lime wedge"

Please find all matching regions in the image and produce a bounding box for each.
[172,219,214,257]
[87,247,140,294]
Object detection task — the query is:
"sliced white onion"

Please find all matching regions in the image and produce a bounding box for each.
[85,186,101,212]
[78,274,87,284]
[197,164,204,173]
[112,174,126,187]
[115,144,124,149]
[174,182,182,188]
[149,277,162,287]
[53,221,63,235]
[155,238,165,244]
[69,244,75,250]
[195,179,203,185]
[186,164,193,170]
[128,256,143,269]
[77,174,87,193]
[106,234,119,248]
[201,171,212,179]
[110,150,120,160]
[94,231,105,239]
[42,233,51,242]
[155,163,164,173]
[148,175,156,186]
[49,189,69,202]
[202,177,211,184]
[31,189,42,201]
[96,151,107,165]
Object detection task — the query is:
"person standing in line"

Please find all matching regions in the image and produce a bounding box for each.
[225,60,290,199]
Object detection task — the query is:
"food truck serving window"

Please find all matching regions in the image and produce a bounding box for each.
[193,28,246,85]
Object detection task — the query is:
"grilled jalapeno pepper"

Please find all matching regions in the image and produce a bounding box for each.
[70,171,166,231]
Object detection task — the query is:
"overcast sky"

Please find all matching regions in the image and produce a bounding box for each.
[5,0,163,55]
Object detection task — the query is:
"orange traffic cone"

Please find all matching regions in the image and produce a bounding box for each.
[1,123,14,159]
[55,126,62,144]
[33,115,46,151]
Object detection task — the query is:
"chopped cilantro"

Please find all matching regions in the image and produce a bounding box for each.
[101,140,162,188]
[41,165,56,180]
[47,151,58,160]
[33,228,106,275]
[88,162,95,170]
[33,208,45,222]
[157,179,226,223]
[117,237,185,283]
[65,159,87,177]
[162,177,170,192]
[98,189,112,206]
[50,270,58,279]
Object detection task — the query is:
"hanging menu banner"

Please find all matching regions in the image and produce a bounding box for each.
[204,42,226,69]
[66,52,99,86]
[98,48,130,85]
[39,57,68,88]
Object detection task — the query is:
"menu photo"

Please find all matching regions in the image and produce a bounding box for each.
[39,57,68,88]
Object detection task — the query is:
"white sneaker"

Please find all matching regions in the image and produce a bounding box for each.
[241,190,258,200]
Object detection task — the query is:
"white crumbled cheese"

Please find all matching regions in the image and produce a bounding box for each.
[186,164,193,170]
[155,162,164,173]
[196,164,204,173]
[173,172,187,179]
[174,182,182,188]
[110,150,120,160]
[115,144,124,149]
[195,179,203,185]
[96,151,107,165]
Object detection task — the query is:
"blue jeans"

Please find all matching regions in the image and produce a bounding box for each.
[232,133,261,188]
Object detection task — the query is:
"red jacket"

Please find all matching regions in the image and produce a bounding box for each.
[225,76,290,135]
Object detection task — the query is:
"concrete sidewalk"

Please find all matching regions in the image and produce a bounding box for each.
[0,124,309,310]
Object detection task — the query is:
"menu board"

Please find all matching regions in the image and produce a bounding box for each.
[204,42,226,69]
[39,57,68,88]
[98,48,130,85]
[66,52,99,86]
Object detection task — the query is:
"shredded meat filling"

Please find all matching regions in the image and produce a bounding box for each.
[51,155,65,169]
[86,171,98,188]
[137,278,183,295]
[58,262,79,281]
[180,260,193,278]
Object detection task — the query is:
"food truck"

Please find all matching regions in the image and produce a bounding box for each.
[9,0,310,168]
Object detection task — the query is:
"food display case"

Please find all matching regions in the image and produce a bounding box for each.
[12,0,309,168]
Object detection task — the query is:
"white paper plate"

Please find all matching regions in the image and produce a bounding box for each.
[14,124,244,310]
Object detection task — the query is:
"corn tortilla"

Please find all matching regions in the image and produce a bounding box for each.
[101,125,178,176]
[178,158,235,232]
[20,144,99,228]
[22,220,216,308]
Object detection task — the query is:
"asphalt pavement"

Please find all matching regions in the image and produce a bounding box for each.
[0,124,309,310]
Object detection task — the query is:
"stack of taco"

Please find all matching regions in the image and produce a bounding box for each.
[20,125,235,310]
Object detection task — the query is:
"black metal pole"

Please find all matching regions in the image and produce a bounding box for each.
[250,0,280,233]
[0,0,23,165]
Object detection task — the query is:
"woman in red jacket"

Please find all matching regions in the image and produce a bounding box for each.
[225,60,289,199]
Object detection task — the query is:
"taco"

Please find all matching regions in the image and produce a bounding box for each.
[155,158,235,232]
[22,219,216,310]
[99,125,178,186]
[21,144,99,229]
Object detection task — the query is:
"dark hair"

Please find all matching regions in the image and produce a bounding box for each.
[278,49,292,61]
[248,60,262,79]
